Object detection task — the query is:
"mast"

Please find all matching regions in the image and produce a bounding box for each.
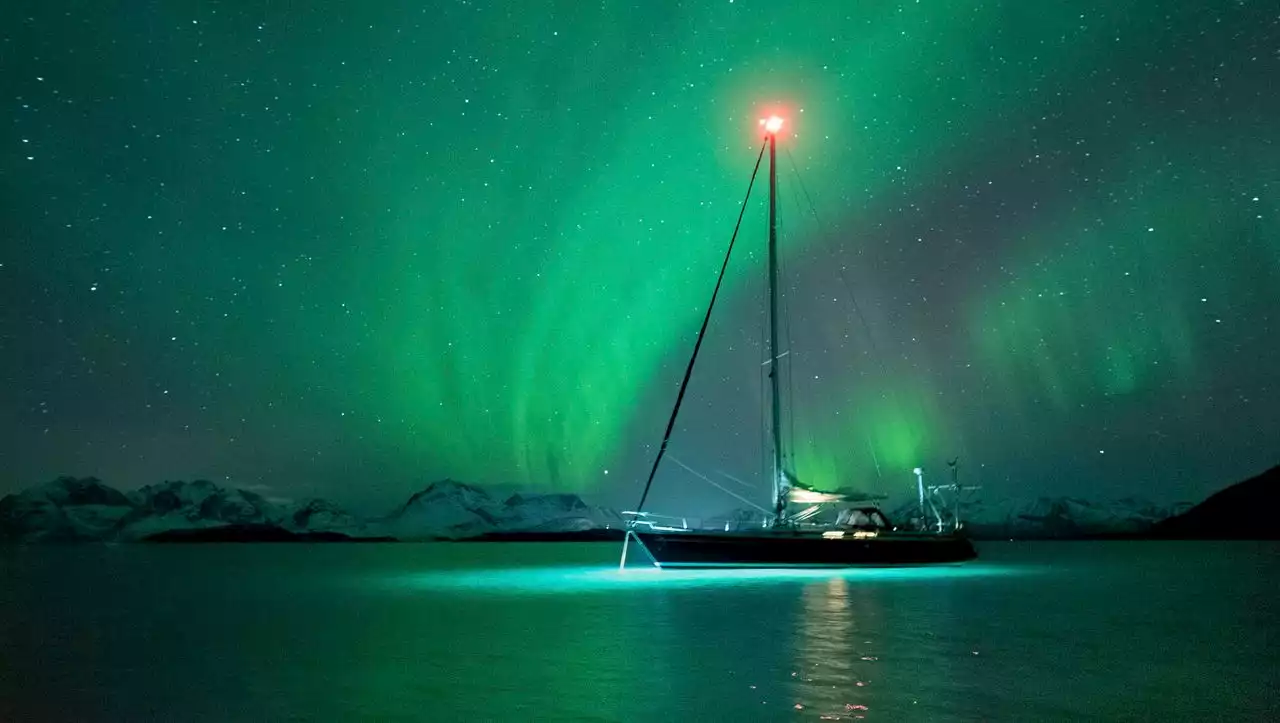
[764,117,785,525]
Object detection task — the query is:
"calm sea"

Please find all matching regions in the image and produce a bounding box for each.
[1,541,1276,722]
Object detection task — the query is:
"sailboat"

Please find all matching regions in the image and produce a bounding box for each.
[620,114,977,569]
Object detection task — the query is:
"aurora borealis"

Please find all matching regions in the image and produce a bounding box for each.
[2,1,1276,510]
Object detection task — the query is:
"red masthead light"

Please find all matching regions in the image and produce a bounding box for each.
[760,115,784,135]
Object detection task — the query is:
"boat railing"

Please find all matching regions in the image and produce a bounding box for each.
[705,518,773,532]
[621,510,692,531]
[922,483,983,533]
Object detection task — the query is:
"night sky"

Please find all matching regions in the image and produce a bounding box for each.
[2,1,1276,513]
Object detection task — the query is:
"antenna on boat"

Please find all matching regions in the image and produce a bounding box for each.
[914,467,925,519]
[914,466,946,531]
[949,458,961,531]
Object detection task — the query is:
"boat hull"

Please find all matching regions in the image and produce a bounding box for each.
[632,529,977,568]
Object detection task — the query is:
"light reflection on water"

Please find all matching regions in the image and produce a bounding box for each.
[789,577,874,720]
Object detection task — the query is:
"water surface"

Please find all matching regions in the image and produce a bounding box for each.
[1,541,1276,721]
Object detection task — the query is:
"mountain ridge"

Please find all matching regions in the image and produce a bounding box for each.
[1,466,1273,542]
[0,477,624,543]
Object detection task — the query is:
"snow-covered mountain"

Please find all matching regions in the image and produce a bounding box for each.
[289,498,364,532]
[380,479,623,539]
[500,492,624,532]
[949,496,1188,539]
[119,481,373,539]
[381,479,502,539]
[0,477,135,542]
[0,477,626,542]
[0,477,370,542]
[117,479,286,540]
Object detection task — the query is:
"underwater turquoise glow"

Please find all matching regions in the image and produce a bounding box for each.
[381,561,1032,596]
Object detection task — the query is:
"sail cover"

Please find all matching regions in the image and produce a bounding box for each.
[785,474,888,504]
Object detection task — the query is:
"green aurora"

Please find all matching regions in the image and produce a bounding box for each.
[1,0,1275,506]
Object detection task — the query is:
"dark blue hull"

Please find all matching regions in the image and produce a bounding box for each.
[634,529,977,568]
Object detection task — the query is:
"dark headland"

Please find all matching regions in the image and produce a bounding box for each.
[1149,464,1279,540]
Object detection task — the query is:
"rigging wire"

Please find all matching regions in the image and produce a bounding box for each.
[781,166,816,481]
[784,148,888,373]
[757,282,769,494]
[784,147,891,485]
[866,437,884,481]
[716,468,762,490]
[633,140,767,514]
[666,455,773,514]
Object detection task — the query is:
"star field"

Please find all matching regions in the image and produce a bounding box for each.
[1,0,1276,510]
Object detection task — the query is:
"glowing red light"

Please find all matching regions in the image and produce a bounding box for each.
[760,115,785,134]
